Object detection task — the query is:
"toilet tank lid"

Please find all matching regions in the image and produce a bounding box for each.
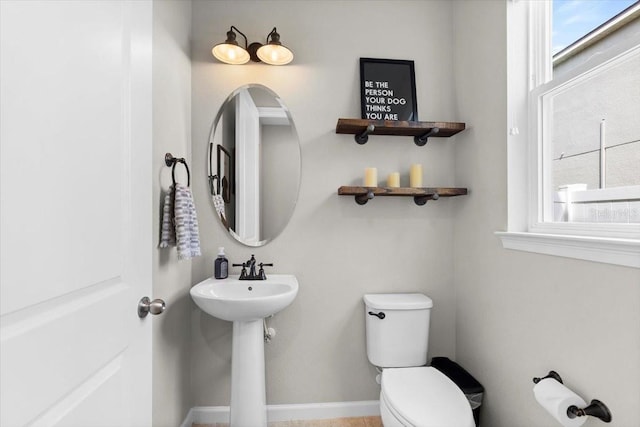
[364,293,433,310]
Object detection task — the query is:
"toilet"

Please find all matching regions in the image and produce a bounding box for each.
[364,293,475,427]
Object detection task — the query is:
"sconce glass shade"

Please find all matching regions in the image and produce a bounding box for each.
[212,27,250,65]
[212,43,250,65]
[256,28,293,65]
[257,43,294,65]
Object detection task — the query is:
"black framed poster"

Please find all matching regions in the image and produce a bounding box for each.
[360,58,417,121]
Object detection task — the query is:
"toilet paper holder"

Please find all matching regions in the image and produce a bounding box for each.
[533,370,564,384]
[532,371,612,423]
[567,400,612,423]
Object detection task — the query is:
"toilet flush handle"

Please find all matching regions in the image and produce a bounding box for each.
[368,311,385,320]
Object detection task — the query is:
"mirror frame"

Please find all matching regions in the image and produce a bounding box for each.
[207,84,301,247]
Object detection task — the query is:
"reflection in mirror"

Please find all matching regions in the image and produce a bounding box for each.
[208,84,301,246]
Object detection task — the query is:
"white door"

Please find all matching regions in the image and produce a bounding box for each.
[235,89,261,244]
[0,1,153,426]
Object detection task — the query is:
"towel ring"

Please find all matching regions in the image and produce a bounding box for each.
[165,153,191,187]
[172,161,190,187]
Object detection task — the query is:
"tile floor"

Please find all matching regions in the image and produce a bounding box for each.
[193,416,383,427]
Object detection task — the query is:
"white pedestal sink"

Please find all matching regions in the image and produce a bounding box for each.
[190,274,298,427]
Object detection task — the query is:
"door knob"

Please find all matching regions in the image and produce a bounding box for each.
[138,297,166,318]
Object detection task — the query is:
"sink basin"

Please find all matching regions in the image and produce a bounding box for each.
[190,274,298,321]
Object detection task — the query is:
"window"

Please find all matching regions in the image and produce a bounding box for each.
[497,0,640,268]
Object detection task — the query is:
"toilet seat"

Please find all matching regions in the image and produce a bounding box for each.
[380,367,475,427]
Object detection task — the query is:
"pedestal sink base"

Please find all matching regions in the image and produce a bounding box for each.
[230,320,267,427]
[190,275,299,427]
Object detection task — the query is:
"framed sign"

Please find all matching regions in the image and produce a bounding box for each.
[360,58,417,121]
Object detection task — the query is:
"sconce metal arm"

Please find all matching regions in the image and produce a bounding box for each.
[265,27,280,44]
[230,25,248,49]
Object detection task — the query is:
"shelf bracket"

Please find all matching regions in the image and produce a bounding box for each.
[355,190,375,205]
[414,192,439,206]
[414,127,440,146]
[355,124,376,145]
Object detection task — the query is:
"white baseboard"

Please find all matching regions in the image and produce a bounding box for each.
[184,400,380,425]
[179,407,194,427]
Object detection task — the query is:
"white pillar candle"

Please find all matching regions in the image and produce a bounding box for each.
[409,164,423,188]
[387,172,400,188]
[364,167,378,187]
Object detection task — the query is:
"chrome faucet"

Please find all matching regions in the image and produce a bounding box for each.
[233,255,273,280]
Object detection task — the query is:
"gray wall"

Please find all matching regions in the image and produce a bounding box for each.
[260,123,300,240]
[452,2,640,426]
[552,18,640,191]
[552,46,640,189]
[183,1,640,426]
[152,1,193,425]
[190,0,459,407]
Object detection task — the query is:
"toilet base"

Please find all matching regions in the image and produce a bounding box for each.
[377,367,475,427]
[380,402,399,426]
[380,390,407,427]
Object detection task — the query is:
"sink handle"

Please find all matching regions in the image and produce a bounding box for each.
[258,262,273,280]
[232,262,247,279]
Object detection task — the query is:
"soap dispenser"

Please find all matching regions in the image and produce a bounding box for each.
[214,247,228,279]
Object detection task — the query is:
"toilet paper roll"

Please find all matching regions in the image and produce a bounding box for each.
[533,378,587,427]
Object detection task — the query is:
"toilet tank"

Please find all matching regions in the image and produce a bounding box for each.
[364,293,433,368]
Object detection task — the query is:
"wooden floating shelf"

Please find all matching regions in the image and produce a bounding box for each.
[336,118,466,145]
[338,186,468,206]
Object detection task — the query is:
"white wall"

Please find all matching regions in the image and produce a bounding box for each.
[152,1,193,425]
[452,2,640,426]
[190,0,460,406]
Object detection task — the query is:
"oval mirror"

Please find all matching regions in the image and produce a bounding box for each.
[208,84,301,247]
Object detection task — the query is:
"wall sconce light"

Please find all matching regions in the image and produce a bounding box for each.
[254,28,294,65]
[212,26,293,66]
[212,26,251,65]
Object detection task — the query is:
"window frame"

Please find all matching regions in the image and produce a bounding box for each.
[497,0,640,269]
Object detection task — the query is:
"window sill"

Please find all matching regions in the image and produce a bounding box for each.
[495,231,640,269]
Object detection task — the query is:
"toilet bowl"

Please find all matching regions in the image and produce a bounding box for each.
[364,293,475,427]
[379,367,474,427]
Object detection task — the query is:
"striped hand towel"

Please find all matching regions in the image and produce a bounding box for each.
[159,184,201,260]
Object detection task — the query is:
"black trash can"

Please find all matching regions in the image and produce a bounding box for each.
[431,357,484,427]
